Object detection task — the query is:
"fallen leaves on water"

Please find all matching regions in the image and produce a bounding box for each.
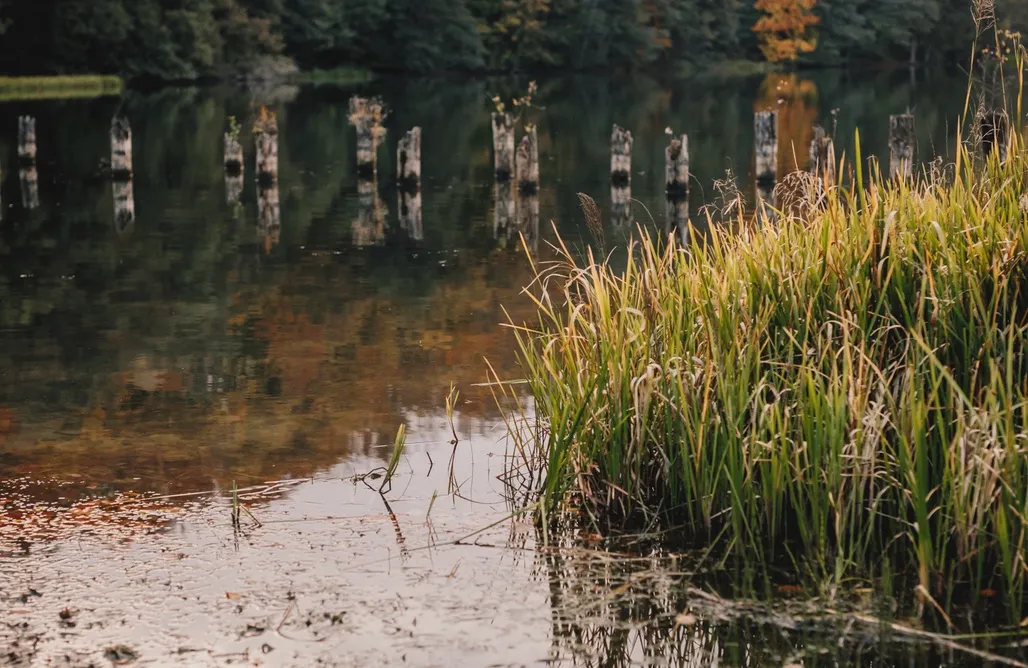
[104,644,139,665]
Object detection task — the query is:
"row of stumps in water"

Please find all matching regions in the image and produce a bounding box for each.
[11,103,1011,244]
[222,100,429,248]
[9,115,137,235]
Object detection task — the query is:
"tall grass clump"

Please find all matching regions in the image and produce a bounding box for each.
[505,130,1028,614]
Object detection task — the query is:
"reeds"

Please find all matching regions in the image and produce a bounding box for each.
[505,132,1028,616]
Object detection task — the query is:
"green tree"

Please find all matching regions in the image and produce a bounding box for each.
[376,0,485,72]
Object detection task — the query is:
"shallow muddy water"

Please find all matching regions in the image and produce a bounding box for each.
[1,70,1024,666]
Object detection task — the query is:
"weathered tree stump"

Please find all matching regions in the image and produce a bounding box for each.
[257,183,281,247]
[754,111,778,190]
[349,96,385,180]
[18,116,36,165]
[889,114,915,180]
[979,110,1009,162]
[516,126,539,194]
[611,184,632,228]
[224,129,244,206]
[399,189,423,241]
[491,112,515,180]
[110,117,133,181]
[808,125,835,184]
[224,133,243,176]
[665,133,689,200]
[19,166,38,210]
[254,110,279,187]
[610,125,632,187]
[397,126,422,193]
[354,178,386,246]
[517,191,540,252]
[494,180,516,242]
[113,180,135,235]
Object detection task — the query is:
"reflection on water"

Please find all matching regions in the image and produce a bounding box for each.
[0,70,1003,666]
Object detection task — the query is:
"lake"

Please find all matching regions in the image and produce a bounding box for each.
[0,69,1013,665]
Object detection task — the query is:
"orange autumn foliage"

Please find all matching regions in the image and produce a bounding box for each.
[753,0,820,63]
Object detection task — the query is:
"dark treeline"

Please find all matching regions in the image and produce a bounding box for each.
[0,0,1026,80]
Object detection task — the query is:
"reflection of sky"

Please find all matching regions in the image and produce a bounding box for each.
[1,416,559,665]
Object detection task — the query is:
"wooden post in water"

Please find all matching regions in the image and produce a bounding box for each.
[889,114,915,180]
[397,127,422,189]
[354,178,386,246]
[492,112,515,180]
[516,189,540,252]
[611,125,633,227]
[111,117,133,180]
[397,127,422,240]
[224,129,244,206]
[611,125,632,186]
[979,110,1009,162]
[665,197,689,245]
[494,180,516,243]
[257,182,281,249]
[349,96,385,179]
[19,165,39,210]
[664,131,690,244]
[754,111,777,206]
[516,125,539,194]
[665,133,689,199]
[254,109,279,187]
[110,117,134,233]
[113,180,135,234]
[808,125,836,185]
[18,116,36,164]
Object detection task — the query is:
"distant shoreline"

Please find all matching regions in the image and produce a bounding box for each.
[0,75,124,101]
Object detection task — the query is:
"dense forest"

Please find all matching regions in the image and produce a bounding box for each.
[0,0,1025,81]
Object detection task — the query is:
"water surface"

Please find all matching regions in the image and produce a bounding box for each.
[1,70,1018,666]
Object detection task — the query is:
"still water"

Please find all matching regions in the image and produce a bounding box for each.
[0,70,1010,665]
